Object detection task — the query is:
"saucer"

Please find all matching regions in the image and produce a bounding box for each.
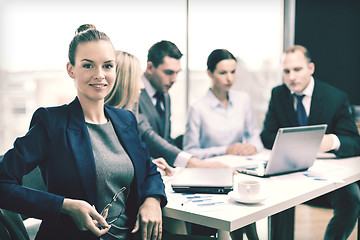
[228,191,267,204]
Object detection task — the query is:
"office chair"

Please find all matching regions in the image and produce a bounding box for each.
[0,208,30,240]
[0,155,43,239]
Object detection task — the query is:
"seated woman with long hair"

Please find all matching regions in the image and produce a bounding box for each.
[105,51,175,176]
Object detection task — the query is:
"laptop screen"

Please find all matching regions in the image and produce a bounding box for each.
[237,124,327,177]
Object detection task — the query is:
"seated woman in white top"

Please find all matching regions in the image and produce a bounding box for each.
[183,49,263,159]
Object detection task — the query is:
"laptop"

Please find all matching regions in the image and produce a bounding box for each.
[171,168,233,194]
[237,124,327,177]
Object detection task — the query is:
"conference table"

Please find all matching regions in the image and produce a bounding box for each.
[162,151,360,240]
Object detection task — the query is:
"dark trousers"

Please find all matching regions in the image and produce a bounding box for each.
[319,182,360,240]
[270,182,359,240]
[301,182,360,240]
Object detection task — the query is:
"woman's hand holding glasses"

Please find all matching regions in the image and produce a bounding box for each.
[61,198,111,237]
[100,186,127,226]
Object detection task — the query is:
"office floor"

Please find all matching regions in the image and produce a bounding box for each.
[294,204,358,240]
[245,204,358,240]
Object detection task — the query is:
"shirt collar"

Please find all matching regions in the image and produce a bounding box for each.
[207,89,233,109]
[142,74,157,99]
[290,77,314,97]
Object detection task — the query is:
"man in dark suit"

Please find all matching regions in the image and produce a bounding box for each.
[138,40,226,169]
[261,45,360,240]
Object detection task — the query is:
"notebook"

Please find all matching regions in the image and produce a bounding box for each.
[171,168,233,194]
[237,124,327,177]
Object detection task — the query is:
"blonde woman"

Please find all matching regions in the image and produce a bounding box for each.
[106,51,141,114]
[105,51,175,176]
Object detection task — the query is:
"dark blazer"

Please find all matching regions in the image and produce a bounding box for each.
[0,98,166,240]
[138,89,172,141]
[261,80,360,158]
[138,89,182,166]
[137,114,180,166]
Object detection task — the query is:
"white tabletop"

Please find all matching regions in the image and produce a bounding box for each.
[162,153,360,233]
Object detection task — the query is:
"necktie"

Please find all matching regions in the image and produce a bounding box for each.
[295,94,308,126]
[154,91,165,134]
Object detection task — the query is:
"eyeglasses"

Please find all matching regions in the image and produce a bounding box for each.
[100,186,127,225]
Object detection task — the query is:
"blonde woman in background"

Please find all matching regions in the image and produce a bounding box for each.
[105,51,175,177]
[105,51,142,115]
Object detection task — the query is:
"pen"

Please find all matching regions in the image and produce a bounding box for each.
[181,196,197,206]
[181,195,213,206]
[197,201,224,206]
[192,198,212,203]
[186,196,202,199]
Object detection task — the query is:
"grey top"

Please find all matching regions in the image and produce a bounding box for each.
[86,120,134,239]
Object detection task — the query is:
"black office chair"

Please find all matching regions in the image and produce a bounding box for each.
[0,208,30,240]
[0,155,44,239]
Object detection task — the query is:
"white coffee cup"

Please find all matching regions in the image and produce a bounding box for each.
[237,180,261,198]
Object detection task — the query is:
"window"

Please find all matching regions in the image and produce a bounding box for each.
[0,0,285,153]
[187,0,284,131]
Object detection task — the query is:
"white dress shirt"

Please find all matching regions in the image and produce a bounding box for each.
[183,89,264,159]
[292,77,340,151]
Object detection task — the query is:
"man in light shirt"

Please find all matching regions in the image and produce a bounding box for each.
[261,45,360,240]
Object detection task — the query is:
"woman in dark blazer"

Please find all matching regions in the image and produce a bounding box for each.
[0,24,166,240]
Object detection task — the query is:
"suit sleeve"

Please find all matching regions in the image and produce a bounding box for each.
[330,94,360,157]
[261,88,281,149]
[137,114,180,167]
[0,108,64,220]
